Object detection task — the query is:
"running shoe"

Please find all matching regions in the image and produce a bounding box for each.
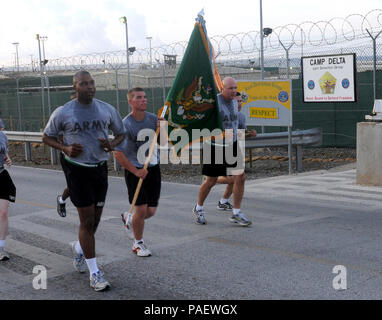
[121,212,134,239]
[216,201,233,211]
[69,241,87,273]
[57,195,66,217]
[132,241,152,257]
[229,211,252,226]
[0,248,9,261]
[192,205,207,225]
[90,270,110,292]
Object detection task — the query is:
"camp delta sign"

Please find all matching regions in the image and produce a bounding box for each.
[237,80,292,127]
[302,53,357,103]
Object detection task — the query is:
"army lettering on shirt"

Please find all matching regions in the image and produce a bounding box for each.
[217,93,239,143]
[0,131,8,173]
[44,98,125,164]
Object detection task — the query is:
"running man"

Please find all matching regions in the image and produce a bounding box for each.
[114,87,163,257]
[0,118,16,261]
[216,91,257,211]
[42,71,126,291]
[192,77,252,226]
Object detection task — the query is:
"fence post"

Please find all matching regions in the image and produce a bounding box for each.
[366,29,382,101]
[25,142,32,161]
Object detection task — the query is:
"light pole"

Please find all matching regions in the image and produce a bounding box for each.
[12,42,19,72]
[146,36,153,68]
[40,36,48,62]
[120,16,131,113]
[12,42,22,131]
[36,34,46,128]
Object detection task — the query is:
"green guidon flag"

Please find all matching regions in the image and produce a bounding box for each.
[159,12,223,155]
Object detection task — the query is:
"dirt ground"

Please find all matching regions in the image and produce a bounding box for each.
[8,141,356,185]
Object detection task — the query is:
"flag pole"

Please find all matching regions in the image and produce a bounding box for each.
[127,105,168,216]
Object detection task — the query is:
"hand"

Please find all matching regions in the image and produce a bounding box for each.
[133,168,148,179]
[157,117,165,129]
[98,138,113,152]
[63,143,83,157]
[5,155,11,167]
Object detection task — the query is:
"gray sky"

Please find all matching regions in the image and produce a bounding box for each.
[1,0,381,67]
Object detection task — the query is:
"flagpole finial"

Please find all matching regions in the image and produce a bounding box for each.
[195,8,205,24]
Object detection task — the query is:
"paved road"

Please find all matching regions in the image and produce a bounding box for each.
[1,165,382,300]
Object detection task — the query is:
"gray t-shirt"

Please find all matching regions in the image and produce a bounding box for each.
[44,98,125,164]
[238,112,247,130]
[0,131,8,173]
[217,93,239,142]
[114,112,159,168]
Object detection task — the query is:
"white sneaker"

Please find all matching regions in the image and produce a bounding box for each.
[193,205,207,225]
[89,270,110,292]
[121,212,134,240]
[229,211,252,226]
[132,241,152,257]
[69,241,87,273]
[0,248,9,261]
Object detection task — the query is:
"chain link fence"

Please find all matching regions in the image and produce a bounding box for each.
[0,9,381,146]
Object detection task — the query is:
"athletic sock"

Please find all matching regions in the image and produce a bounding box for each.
[220,198,228,204]
[85,258,99,275]
[134,239,144,245]
[196,204,203,211]
[75,241,84,255]
[233,208,241,215]
[0,240,5,248]
[58,196,65,204]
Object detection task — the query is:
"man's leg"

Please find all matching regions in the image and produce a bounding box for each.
[77,205,97,259]
[193,176,217,225]
[131,204,153,257]
[232,173,245,210]
[76,205,110,291]
[0,200,9,261]
[197,176,218,206]
[216,176,234,211]
[57,187,70,218]
[229,172,252,226]
[62,187,70,201]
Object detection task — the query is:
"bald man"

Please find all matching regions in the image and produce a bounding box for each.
[192,77,252,227]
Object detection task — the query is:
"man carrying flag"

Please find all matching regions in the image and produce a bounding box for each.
[163,12,251,226]
[193,77,251,226]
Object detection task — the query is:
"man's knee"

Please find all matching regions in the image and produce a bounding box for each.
[204,176,218,188]
[0,208,7,220]
[234,172,246,184]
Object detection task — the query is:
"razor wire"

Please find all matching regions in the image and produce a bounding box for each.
[0,9,381,76]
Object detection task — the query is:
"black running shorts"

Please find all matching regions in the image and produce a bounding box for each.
[61,158,108,208]
[0,170,16,202]
[124,164,161,207]
[202,141,244,177]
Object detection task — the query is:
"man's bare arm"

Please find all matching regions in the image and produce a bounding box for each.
[42,133,83,157]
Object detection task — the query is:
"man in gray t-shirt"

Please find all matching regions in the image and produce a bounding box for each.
[193,77,252,227]
[217,91,257,212]
[114,87,164,257]
[0,119,16,261]
[42,71,126,292]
